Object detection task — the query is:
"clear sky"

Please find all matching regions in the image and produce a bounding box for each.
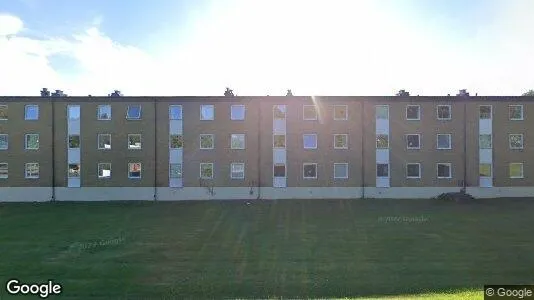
[0,0,533,96]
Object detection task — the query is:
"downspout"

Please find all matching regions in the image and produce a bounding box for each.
[462,101,467,192]
[51,97,56,202]
[154,98,158,201]
[361,100,365,199]
[256,99,261,200]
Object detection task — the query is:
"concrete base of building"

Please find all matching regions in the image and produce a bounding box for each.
[1,187,534,202]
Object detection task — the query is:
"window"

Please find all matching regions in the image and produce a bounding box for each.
[0,105,7,120]
[98,163,111,179]
[68,105,80,120]
[303,134,318,149]
[479,163,492,177]
[437,163,451,179]
[273,134,286,148]
[273,105,286,119]
[25,163,39,178]
[334,163,348,179]
[231,163,245,179]
[333,105,348,120]
[509,105,523,120]
[479,134,492,149]
[230,105,245,120]
[303,163,317,179]
[230,134,245,149]
[406,134,421,149]
[169,105,182,120]
[126,105,142,119]
[200,134,214,149]
[128,134,142,149]
[169,134,183,149]
[479,105,492,119]
[509,134,524,149]
[200,163,213,179]
[68,135,80,149]
[273,164,286,177]
[376,105,389,119]
[437,105,451,120]
[200,105,214,120]
[376,163,389,177]
[510,163,524,178]
[376,134,389,149]
[25,134,39,150]
[406,105,420,120]
[97,134,111,149]
[0,134,7,150]
[25,105,39,120]
[0,163,7,179]
[169,163,182,178]
[436,134,451,149]
[68,164,81,178]
[406,163,421,178]
[97,105,111,120]
[128,162,142,179]
[333,134,348,149]
[303,105,318,120]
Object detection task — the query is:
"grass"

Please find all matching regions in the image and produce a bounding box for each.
[0,198,533,299]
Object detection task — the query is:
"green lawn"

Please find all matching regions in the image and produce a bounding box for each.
[1,198,533,299]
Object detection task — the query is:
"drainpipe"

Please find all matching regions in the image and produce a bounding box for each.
[462,101,467,192]
[51,97,56,201]
[361,99,365,199]
[153,98,158,201]
[256,99,261,200]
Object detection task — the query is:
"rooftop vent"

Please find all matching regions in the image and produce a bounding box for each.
[109,90,123,97]
[457,89,469,97]
[396,89,410,96]
[224,87,235,97]
[286,89,293,96]
[51,90,67,97]
[40,88,50,97]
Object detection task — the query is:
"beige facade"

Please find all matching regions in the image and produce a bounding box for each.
[0,95,534,201]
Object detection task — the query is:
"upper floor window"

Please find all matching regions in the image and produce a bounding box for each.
[126,105,142,120]
[303,105,318,120]
[68,105,80,120]
[231,134,245,149]
[509,105,523,120]
[479,105,492,119]
[0,163,7,179]
[200,134,214,149]
[25,105,39,120]
[98,105,112,120]
[375,105,389,120]
[273,105,286,120]
[25,134,39,150]
[169,105,182,120]
[0,134,7,150]
[406,105,420,120]
[436,134,452,150]
[200,105,214,120]
[128,162,142,179]
[169,134,183,149]
[68,135,80,149]
[230,105,245,120]
[0,105,7,120]
[376,134,389,149]
[303,134,318,149]
[128,134,142,149]
[25,162,39,179]
[333,105,348,120]
[437,105,451,120]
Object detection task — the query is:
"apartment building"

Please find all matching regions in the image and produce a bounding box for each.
[0,95,533,201]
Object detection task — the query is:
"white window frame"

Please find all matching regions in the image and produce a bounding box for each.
[25,134,39,150]
[479,105,492,119]
[509,134,524,149]
[333,134,348,149]
[25,162,39,179]
[24,105,39,120]
[230,162,245,179]
[406,163,421,179]
[303,163,318,179]
[436,105,451,120]
[169,134,183,149]
[273,105,287,120]
[376,134,389,149]
[333,105,348,121]
[98,163,112,179]
[510,163,524,179]
[0,105,7,121]
[97,105,112,120]
[126,105,142,120]
[375,105,389,120]
[303,105,318,120]
[169,163,183,179]
[406,105,421,120]
[68,163,81,178]
[273,134,286,149]
[128,162,142,179]
[406,134,421,150]
[200,163,214,179]
[436,134,452,150]
[333,163,349,179]
[67,105,80,120]
[230,105,245,121]
[479,163,492,177]
[200,105,214,121]
[127,134,142,150]
[0,134,8,150]
[509,105,523,121]
[200,134,215,149]
[376,163,390,178]
[436,163,452,179]
[0,162,8,179]
[230,134,245,150]
[303,134,318,149]
[169,105,183,120]
[97,134,111,150]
